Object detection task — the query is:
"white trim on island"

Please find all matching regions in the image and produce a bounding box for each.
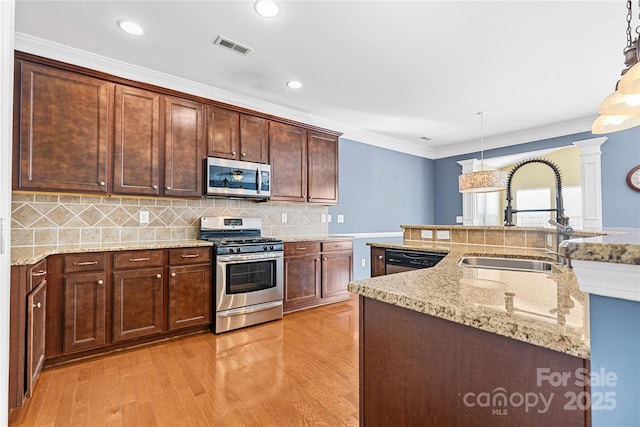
[572,260,640,302]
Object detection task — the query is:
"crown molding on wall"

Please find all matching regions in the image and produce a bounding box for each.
[14,32,590,162]
[431,116,595,160]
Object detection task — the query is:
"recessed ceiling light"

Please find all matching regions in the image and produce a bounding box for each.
[118,20,144,36]
[254,1,280,18]
[287,80,302,89]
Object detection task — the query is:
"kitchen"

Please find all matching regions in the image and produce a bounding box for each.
[1,1,640,426]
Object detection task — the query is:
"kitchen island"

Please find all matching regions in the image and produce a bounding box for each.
[348,231,591,426]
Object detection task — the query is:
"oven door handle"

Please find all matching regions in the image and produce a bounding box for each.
[217,300,283,318]
[217,253,283,263]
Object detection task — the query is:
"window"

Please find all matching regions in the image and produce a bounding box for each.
[516,188,551,227]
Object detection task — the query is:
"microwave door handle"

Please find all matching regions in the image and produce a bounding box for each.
[256,166,261,194]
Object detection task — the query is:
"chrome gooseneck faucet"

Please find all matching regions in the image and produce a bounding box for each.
[503,158,574,261]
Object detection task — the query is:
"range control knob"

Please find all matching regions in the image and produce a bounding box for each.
[228,248,235,254]
[235,248,241,253]
[263,245,268,251]
[269,245,274,251]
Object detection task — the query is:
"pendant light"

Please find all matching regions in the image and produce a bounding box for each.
[593,0,640,134]
[458,112,508,193]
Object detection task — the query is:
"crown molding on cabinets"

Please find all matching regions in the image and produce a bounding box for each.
[14,32,436,159]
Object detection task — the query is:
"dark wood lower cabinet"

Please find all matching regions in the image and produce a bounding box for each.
[370,247,386,277]
[359,296,591,427]
[26,280,46,398]
[112,267,164,342]
[284,240,352,313]
[63,272,107,353]
[168,263,211,330]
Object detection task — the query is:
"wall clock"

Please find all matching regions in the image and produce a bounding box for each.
[626,165,640,192]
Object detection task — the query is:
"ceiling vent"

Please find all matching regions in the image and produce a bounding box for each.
[214,36,252,56]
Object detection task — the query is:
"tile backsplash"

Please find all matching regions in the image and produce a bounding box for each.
[11,192,328,250]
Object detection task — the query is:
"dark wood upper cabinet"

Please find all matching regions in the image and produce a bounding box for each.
[113,85,161,196]
[205,105,239,160]
[239,114,269,163]
[307,131,339,204]
[14,61,110,193]
[164,96,204,198]
[205,106,268,164]
[269,122,307,202]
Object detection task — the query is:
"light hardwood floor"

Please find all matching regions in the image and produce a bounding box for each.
[9,296,360,426]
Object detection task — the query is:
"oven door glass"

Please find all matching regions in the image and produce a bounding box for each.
[226,260,276,294]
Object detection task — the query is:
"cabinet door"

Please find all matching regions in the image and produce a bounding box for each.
[307,131,339,205]
[322,251,352,300]
[269,122,307,202]
[164,96,204,197]
[205,105,239,160]
[63,273,106,353]
[239,115,268,163]
[26,280,46,397]
[283,254,321,312]
[15,61,110,193]
[113,85,161,195]
[371,247,386,277]
[168,264,211,330]
[112,268,164,342]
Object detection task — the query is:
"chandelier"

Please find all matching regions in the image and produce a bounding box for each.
[458,112,508,193]
[593,0,640,134]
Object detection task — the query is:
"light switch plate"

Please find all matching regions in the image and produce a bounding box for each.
[361,258,366,267]
[139,211,149,224]
[456,216,464,224]
[321,214,326,223]
[337,214,344,223]
[327,214,332,223]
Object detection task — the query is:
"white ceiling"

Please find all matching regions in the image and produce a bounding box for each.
[14,0,628,158]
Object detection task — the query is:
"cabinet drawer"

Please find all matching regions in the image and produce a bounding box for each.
[65,253,106,273]
[27,258,47,293]
[168,247,211,265]
[284,242,321,256]
[113,250,163,270]
[321,240,353,252]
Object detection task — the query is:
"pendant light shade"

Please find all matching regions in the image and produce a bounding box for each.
[593,1,640,134]
[459,170,508,193]
[458,112,507,193]
[592,113,640,134]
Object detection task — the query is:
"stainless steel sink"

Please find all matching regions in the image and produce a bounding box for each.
[458,256,555,273]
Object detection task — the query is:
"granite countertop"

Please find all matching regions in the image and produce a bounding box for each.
[349,241,589,358]
[279,235,354,243]
[560,229,640,265]
[11,240,214,266]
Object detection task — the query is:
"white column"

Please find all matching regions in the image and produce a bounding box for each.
[573,137,607,231]
[0,0,15,423]
[457,159,477,225]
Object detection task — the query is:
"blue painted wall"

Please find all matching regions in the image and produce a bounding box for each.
[433,127,640,227]
[328,138,434,280]
[589,295,640,427]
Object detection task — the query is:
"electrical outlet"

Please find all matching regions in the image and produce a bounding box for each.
[456,216,464,224]
[337,214,344,223]
[437,230,450,240]
[321,214,326,223]
[361,258,366,268]
[327,214,332,223]
[421,230,433,239]
[281,213,287,223]
[139,210,149,224]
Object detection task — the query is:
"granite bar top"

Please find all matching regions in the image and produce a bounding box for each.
[11,240,214,266]
[349,241,589,358]
[560,230,640,265]
[279,235,354,243]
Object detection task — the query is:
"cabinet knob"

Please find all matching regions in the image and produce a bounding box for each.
[232,151,236,156]
[166,186,171,190]
[152,184,158,189]
[378,255,384,260]
[323,257,327,261]
[97,280,104,285]
[171,272,176,277]
[156,274,162,279]
[241,152,246,157]
[33,302,41,309]
[99,181,106,186]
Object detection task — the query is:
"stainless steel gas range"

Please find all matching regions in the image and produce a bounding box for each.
[199,217,284,334]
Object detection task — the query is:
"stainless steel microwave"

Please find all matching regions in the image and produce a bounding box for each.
[205,157,271,199]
